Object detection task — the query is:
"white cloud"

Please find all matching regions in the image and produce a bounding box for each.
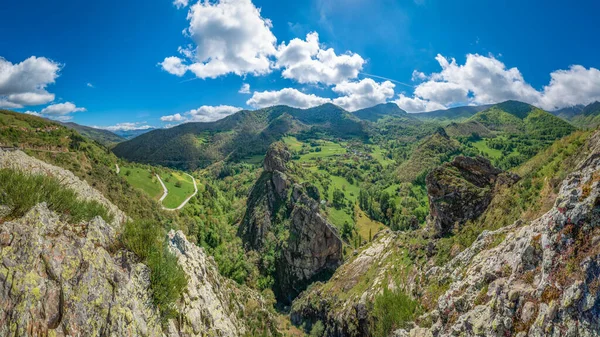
[160,105,242,124]
[539,65,600,110]
[332,78,395,111]
[399,53,600,112]
[160,113,185,122]
[238,83,251,94]
[0,56,61,108]
[160,56,188,77]
[411,70,427,81]
[275,32,365,85]
[173,0,189,9]
[23,102,86,121]
[87,82,94,88]
[41,102,86,116]
[246,88,331,109]
[99,122,154,132]
[162,0,277,79]
[394,94,445,113]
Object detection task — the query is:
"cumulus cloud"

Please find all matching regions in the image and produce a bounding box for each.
[0,56,61,108]
[24,102,86,121]
[246,88,331,109]
[99,122,155,132]
[411,70,427,81]
[161,0,277,79]
[396,53,600,112]
[332,78,395,111]
[238,83,251,94]
[86,82,94,88]
[41,102,86,116]
[161,105,242,124]
[275,32,365,85]
[539,65,600,110]
[173,0,188,9]
[394,94,445,113]
[160,56,188,77]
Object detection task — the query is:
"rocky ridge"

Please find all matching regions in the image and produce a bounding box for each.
[0,149,277,337]
[397,130,600,336]
[240,142,343,304]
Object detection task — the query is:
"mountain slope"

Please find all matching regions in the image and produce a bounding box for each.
[412,104,493,122]
[113,104,366,170]
[353,103,408,122]
[60,121,125,146]
[554,101,600,129]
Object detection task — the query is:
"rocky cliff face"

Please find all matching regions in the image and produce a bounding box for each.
[0,149,277,337]
[0,203,163,337]
[397,131,600,336]
[426,156,518,237]
[240,142,343,304]
[165,230,278,337]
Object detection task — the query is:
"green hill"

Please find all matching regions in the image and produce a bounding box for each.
[553,101,600,129]
[112,104,366,170]
[353,103,408,122]
[60,121,125,146]
[412,104,492,122]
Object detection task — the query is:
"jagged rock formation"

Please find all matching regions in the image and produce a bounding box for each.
[291,230,398,336]
[240,142,343,304]
[397,131,600,336]
[0,148,127,225]
[0,203,163,336]
[166,230,278,337]
[0,149,278,337]
[426,156,518,237]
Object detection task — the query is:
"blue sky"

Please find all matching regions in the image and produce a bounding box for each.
[1,0,600,131]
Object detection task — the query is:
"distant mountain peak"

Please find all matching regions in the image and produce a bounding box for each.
[353,102,407,122]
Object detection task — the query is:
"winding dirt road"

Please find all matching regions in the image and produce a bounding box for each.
[156,173,198,211]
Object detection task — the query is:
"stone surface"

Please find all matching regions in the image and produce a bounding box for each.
[166,230,277,337]
[426,155,518,237]
[412,130,600,337]
[0,203,163,337]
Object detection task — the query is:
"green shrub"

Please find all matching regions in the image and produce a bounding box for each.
[309,320,325,337]
[121,219,188,321]
[372,287,421,337]
[0,168,113,223]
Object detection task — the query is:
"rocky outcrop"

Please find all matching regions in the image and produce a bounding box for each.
[398,131,600,337]
[0,203,163,336]
[0,148,127,225]
[238,143,292,250]
[166,230,278,337]
[291,230,398,337]
[240,142,343,304]
[276,184,343,304]
[426,156,518,237]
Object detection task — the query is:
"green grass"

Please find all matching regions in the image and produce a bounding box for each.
[160,171,195,209]
[298,141,346,162]
[371,145,395,167]
[119,166,163,200]
[240,154,265,165]
[471,139,503,159]
[355,207,384,242]
[122,220,188,321]
[282,136,304,151]
[372,287,421,337]
[0,168,113,223]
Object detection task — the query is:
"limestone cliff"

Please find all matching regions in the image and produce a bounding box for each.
[426,156,518,237]
[0,149,277,337]
[239,142,343,304]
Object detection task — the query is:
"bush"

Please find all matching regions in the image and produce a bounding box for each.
[310,320,325,337]
[175,181,182,188]
[372,287,421,337]
[0,168,113,223]
[121,219,188,321]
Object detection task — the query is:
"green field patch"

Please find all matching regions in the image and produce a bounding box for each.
[370,145,395,167]
[119,166,163,200]
[471,139,503,159]
[298,141,346,162]
[160,171,195,209]
[282,136,303,151]
[355,207,385,243]
[240,154,264,165]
